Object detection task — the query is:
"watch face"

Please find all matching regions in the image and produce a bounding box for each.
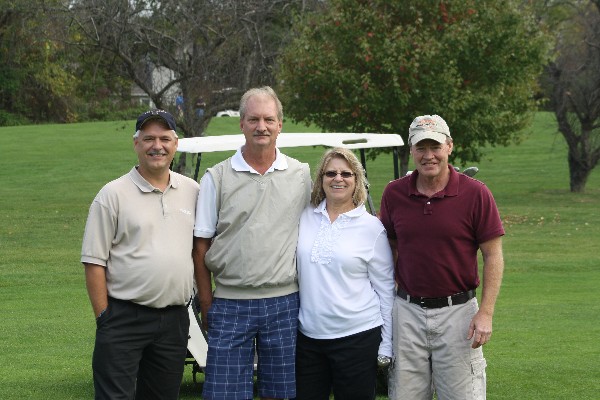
[377,355,391,367]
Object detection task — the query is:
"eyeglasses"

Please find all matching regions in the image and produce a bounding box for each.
[323,171,354,178]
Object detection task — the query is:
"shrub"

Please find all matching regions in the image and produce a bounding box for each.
[0,110,30,126]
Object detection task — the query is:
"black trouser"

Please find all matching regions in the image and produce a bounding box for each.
[295,326,381,400]
[92,297,189,400]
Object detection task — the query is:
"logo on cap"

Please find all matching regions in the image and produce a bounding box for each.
[414,117,438,130]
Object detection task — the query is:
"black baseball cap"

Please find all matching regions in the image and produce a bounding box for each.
[135,109,177,133]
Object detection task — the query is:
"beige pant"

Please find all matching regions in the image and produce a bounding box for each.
[388,296,487,400]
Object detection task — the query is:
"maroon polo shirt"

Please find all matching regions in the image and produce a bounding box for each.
[380,166,504,298]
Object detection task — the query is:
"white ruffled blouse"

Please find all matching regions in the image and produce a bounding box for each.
[296,200,395,357]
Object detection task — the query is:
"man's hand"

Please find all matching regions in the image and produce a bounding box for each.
[193,237,214,333]
[467,310,493,348]
[199,298,212,332]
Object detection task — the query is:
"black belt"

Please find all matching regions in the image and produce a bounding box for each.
[396,288,476,309]
[108,297,185,310]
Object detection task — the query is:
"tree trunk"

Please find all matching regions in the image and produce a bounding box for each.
[568,150,591,193]
[174,152,186,174]
[399,146,410,177]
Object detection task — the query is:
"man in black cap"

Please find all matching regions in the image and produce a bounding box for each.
[81,109,199,399]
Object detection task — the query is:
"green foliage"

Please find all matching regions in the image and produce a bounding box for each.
[0,2,81,123]
[75,101,150,123]
[278,0,550,168]
[0,1,146,125]
[0,109,29,126]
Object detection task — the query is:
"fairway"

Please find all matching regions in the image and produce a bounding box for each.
[0,113,599,399]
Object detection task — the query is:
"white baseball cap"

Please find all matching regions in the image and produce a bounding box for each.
[408,115,451,145]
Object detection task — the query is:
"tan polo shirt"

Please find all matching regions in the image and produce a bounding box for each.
[81,167,199,308]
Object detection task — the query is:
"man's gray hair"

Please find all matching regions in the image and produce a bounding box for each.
[239,86,283,121]
[133,129,178,139]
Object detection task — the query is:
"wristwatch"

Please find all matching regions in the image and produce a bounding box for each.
[377,355,391,368]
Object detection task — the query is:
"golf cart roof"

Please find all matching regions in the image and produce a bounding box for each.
[177,132,404,153]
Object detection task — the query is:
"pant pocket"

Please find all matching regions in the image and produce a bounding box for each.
[95,300,113,329]
[471,357,487,400]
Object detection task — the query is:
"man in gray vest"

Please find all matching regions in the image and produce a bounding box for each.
[193,86,311,400]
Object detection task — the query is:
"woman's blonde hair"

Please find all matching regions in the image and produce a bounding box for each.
[311,147,368,207]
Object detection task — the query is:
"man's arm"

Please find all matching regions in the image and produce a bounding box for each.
[192,237,213,331]
[468,236,504,348]
[84,263,108,318]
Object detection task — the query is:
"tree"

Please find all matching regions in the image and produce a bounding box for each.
[544,0,600,192]
[277,0,549,174]
[57,0,322,171]
[0,1,79,124]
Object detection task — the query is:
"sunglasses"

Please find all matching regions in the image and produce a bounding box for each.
[323,171,354,178]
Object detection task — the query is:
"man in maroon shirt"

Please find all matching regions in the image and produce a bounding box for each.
[380,115,505,400]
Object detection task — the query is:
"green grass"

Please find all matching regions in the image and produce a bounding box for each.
[0,112,599,399]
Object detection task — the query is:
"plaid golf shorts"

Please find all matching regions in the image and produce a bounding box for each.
[202,292,299,400]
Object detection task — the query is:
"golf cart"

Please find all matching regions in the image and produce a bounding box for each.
[176,132,404,382]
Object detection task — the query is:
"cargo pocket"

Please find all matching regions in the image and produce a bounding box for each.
[471,357,487,400]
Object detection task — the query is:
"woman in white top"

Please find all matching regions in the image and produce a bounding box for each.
[296,147,395,400]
